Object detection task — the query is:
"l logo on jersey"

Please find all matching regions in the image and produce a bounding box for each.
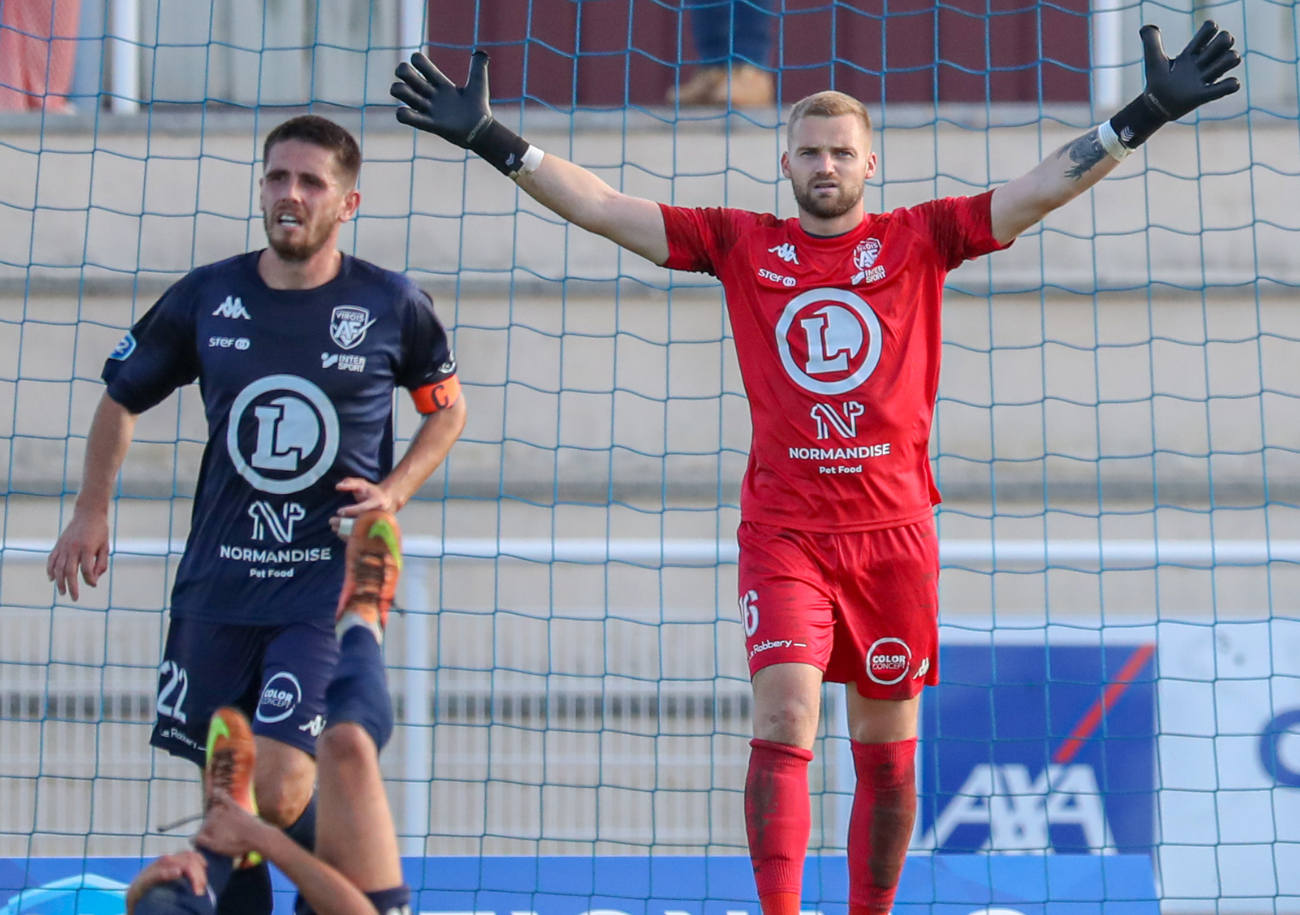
[775,288,882,395]
[330,306,376,350]
[227,375,340,495]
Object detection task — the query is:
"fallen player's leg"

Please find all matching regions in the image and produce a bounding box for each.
[128,708,258,915]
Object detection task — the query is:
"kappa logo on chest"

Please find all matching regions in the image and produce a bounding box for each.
[329,305,376,350]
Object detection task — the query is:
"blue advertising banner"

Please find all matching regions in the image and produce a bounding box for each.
[917,643,1157,856]
[1,855,1157,915]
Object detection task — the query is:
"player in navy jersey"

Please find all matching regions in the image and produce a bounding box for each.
[46,115,465,915]
[391,22,1239,915]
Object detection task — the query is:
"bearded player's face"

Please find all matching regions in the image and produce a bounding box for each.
[782,114,876,221]
[260,140,355,262]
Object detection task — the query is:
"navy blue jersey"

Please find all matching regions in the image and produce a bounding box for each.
[103,251,455,625]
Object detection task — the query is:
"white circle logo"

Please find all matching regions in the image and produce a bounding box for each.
[866,637,912,685]
[774,288,882,395]
[227,375,340,495]
[255,671,303,724]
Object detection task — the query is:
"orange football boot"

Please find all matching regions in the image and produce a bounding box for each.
[336,510,403,632]
[205,707,260,866]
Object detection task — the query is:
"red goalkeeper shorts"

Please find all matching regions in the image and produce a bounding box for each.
[736,518,940,700]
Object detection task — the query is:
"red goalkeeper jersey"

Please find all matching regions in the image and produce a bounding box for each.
[660,191,1008,532]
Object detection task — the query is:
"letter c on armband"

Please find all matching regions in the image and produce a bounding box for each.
[411,375,462,414]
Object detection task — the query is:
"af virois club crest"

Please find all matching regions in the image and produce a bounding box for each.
[855,237,881,272]
[774,287,882,395]
[330,305,376,350]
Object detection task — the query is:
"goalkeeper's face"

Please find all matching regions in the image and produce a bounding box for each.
[782,114,876,222]
[260,139,360,263]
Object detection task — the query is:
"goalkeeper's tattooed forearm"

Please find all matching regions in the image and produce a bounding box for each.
[1060,129,1107,180]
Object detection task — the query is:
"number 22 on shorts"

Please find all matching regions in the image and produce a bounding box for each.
[156,660,190,724]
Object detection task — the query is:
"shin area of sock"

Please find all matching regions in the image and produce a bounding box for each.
[745,738,814,898]
[847,738,917,914]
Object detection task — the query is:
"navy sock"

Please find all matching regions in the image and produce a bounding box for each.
[214,860,271,915]
[366,885,412,914]
[294,884,413,915]
[133,851,231,915]
[283,792,317,851]
[325,626,393,750]
[133,880,214,915]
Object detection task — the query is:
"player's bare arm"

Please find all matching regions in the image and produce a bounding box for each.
[333,392,467,526]
[197,791,378,915]
[46,392,139,600]
[391,51,670,266]
[990,21,1241,245]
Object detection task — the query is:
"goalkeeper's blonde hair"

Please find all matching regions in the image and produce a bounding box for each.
[786,92,873,149]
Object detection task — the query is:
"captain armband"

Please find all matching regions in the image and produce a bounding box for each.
[410,374,462,414]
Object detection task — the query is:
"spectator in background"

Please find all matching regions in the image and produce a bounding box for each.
[0,0,81,112]
[668,0,774,108]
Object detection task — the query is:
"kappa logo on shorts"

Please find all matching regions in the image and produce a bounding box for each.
[866,636,913,686]
[256,671,303,724]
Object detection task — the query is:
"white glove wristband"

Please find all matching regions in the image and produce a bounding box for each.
[513,144,545,179]
[1097,120,1131,162]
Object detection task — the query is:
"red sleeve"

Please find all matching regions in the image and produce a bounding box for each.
[658,204,746,275]
[908,190,1012,271]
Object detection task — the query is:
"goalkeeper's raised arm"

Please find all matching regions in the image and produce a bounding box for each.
[392,21,1241,252]
[391,51,669,265]
[990,20,1241,243]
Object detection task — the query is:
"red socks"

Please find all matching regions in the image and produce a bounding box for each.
[746,737,916,915]
[746,738,814,914]
[847,738,918,915]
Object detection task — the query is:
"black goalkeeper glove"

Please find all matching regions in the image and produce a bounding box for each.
[391,50,533,178]
[1110,21,1242,150]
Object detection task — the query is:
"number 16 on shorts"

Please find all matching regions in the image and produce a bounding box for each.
[739,590,760,637]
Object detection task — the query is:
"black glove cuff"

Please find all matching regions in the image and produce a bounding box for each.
[1109,92,1168,149]
[468,119,532,177]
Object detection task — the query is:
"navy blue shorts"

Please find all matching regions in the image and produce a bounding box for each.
[150,618,340,766]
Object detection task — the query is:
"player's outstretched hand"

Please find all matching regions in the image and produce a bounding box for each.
[46,510,110,601]
[392,51,493,149]
[1140,21,1242,121]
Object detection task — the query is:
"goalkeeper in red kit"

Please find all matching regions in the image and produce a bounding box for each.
[391,23,1240,915]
